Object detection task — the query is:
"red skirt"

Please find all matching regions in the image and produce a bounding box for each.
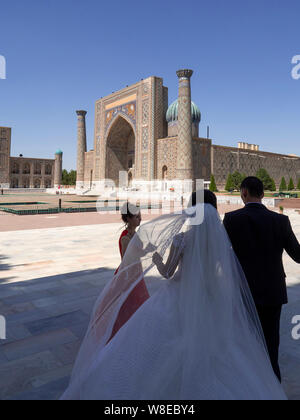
[108,230,150,342]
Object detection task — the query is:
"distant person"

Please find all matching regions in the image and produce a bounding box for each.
[224,176,300,381]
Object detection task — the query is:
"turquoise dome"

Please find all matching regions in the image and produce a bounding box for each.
[55,149,63,155]
[166,99,201,123]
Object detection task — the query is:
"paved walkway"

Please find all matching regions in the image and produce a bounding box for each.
[0,211,299,400]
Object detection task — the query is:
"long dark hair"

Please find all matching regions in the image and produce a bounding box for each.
[190,190,218,209]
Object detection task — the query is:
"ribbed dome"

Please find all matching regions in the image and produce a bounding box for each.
[55,149,63,155]
[166,99,201,123]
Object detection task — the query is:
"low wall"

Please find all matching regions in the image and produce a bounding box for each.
[216,195,281,208]
[0,188,48,194]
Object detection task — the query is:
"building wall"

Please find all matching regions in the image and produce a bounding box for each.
[0,126,60,189]
[156,137,178,180]
[0,127,11,188]
[9,157,55,188]
[83,150,95,187]
[212,145,300,189]
[193,138,212,181]
[156,136,212,182]
[168,121,199,138]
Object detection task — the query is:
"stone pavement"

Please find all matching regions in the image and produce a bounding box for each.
[0,211,299,400]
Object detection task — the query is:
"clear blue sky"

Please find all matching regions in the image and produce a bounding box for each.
[0,0,299,170]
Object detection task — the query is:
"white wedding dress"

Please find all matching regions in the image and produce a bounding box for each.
[62,204,286,400]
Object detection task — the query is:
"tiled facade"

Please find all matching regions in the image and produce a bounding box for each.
[0,126,62,189]
[0,127,11,188]
[212,145,300,190]
[76,71,300,191]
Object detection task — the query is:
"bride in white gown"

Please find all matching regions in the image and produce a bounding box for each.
[61,194,286,400]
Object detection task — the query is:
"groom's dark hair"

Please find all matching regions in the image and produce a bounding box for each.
[241,177,264,198]
[191,190,217,209]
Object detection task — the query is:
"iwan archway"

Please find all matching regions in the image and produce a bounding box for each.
[105,116,135,187]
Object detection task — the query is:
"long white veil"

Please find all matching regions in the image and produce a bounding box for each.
[62,204,286,400]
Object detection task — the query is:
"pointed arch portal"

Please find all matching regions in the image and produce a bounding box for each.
[105,116,135,186]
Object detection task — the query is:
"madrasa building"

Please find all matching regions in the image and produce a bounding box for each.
[75,69,300,192]
[0,126,63,189]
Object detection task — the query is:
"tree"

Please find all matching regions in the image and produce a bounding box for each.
[225,173,234,192]
[69,170,77,186]
[270,178,277,192]
[279,177,287,191]
[288,178,295,191]
[297,179,300,191]
[256,168,274,191]
[62,169,77,186]
[231,171,244,191]
[209,174,218,192]
[62,169,70,185]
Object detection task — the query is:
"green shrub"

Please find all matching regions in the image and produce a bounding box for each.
[270,178,277,192]
[231,171,244,191]
[288,178,295,191]
[209,174,218,192]
[256,168,275,191]
[225,174,234,192]
[279,177,287,191]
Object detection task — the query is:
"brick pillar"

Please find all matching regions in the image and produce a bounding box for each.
[54,151,63,187]
[30,162,34,188]
[176,69,194,181]
[76,110,87,189]
[41,162,45,188]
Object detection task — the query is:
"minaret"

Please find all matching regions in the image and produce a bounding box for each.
[176,69,194,181]
[76,110,87,189]
[54,150,63,187]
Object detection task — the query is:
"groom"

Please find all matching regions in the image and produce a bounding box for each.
[224,176,300,382]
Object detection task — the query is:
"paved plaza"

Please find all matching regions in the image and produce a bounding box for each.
[0,207,299,400]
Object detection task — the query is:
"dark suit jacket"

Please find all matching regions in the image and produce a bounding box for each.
[223,203,300,306]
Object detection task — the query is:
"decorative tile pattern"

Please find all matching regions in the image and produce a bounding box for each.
[105,102,136,133]
[0,127,11,187]
[141,154,148,179]
[143,82,149,94]
[76,112,87,183]
[142,127,148,151]
[213,145,300,190]
[156,137,178,180]
[96,114,101,134]
[142,100,149,125]
[176,75,194,180]
[95,136,100,156]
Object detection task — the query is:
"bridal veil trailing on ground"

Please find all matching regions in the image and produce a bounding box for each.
[61,203,286,400]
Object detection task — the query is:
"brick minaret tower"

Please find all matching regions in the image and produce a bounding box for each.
[176,69,194,181]
[76,110,87,189]
[54,150,63,187]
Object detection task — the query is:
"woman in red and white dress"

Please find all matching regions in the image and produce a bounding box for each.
[108,202,150,341]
